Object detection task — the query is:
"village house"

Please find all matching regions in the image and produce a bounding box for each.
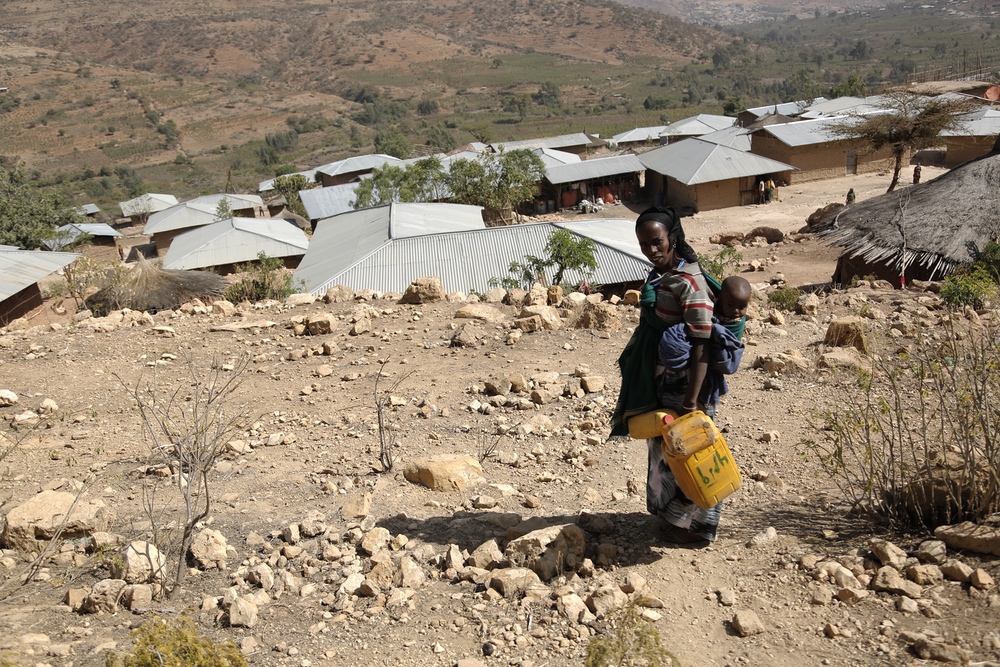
[118,193,178,225]
[162,217,309,273]
[659,114,735,144]
[143,193,265,255]
[749,116,894,183]
[315,155,402,187]
[0,246,80,326]
[489,133,603,157]
[941,107,1000,167]
[540,154,645,212]
[640,137,795,213]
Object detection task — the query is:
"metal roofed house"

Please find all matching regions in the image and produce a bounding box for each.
[697,126,752,151]
[119,193,179,224]
[749,116,894,183]
[73,203,101,218]
[941,107,1000,167]
[531,147,582,169]
[296,212,650,295]
[294,202,487,295]
[162,217,309,273]
[315,154,403,187]
[299,183,360,224]
[143,193,266,254]
[659,115,735,144]
[610,126,669,150]
[44,223,123,250]
[489,133,603,156]
[737,98,827,127]
[640,138,796,213]
[541,154,645,212]
[0,248,80,326]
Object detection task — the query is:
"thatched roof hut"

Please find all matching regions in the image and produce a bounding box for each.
[85,258,227,316]
[820,138,1000,286]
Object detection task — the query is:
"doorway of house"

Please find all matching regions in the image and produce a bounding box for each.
[846,150,857,175]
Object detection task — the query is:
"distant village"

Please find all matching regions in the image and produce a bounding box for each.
[2,80,998,326]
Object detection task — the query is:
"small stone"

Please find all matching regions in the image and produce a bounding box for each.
[869,538,907,569]
[896,596,919,614]
[940,559,974,583]
[747,526,778,547]
[732,611,765,637]
[971,568,996,590]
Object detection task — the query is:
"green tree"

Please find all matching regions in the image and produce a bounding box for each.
[374,127,412,159]
[272,174,310,218]
[829,73,867,98]
[532,82,561,108]
[352,157,449,209]
[0,163,84,249]
[448,149,545,225]
[215,198,232,221]
[494,229,598,289]
[831,92,974,193]
[426,123,457,152]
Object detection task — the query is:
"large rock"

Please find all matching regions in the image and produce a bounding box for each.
[81,579,126,614]
[454,304,506,323]
[488,568,541,599]
[797,293,821,315]
[451,323,485,347]
[305,313,338,335]
[934,522,1000,556]
[504,523,585,581]
[323,285,355,303]
[519,305,562,330]
[400,277,446,304]
[0,389,17,407]
[2,490,109,551]
[285,293,317,307]
[747,226,784,244]
[111,541,167,584]
[824,316,869,354]
[574,302,622,332]
[468,539,505,570]
[873,566,922,598]
[818,348,865,370]
[402,456,485,492]
[229,597,259,628]
[189,529,229,570]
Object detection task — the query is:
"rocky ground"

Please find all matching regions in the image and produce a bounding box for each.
[1,169,999,667]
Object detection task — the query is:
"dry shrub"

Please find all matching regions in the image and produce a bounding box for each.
[817,319,1000,530]
[585,603,681,667]
[105,616,245,667]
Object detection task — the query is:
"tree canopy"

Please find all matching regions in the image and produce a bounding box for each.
[0,164,84,249]
[352,150,545,224]
[831,91,974,193]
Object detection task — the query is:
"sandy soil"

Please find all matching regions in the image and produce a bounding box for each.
[1,164,997,667]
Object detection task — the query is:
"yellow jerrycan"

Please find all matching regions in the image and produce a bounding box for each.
[627,409,742,509]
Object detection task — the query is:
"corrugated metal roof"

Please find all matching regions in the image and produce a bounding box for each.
[661,115,734,138]
[316,154,402,177]
[307,220,650,295]
[545,154,645,185]
[144,202,217,234]
[490,133,599,152]
[44,223,123,250]
[119,193,178,218]
[801,96,867,116]
[744,98,827,119]
[755,116,851,147]
[0,249,80,302]
[300,183,359,220]
[533,147,581,168]
[942,107,1000,137]
[74,204,101,216]
[697,126,752,151]
[259,169,319,192]
[294,203,485,293]
[640,138,796,184]
[187,193,263,209]
[162,217,308,271]
[611,126,669,143]
[553,219,647,262]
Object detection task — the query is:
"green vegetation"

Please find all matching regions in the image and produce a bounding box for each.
[225,252,298,303]
[353,150,545,224]
[492,229,598,290]
[697,247,743,281]
[586,603,680,667]
[941,242,1000,310]
[105,616,246,667]
[767,286,803,311]
[0,163,84,249]
[271,174,311,218]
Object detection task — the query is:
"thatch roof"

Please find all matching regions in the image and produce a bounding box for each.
[85,258,226,316]
[819,140,1000,279]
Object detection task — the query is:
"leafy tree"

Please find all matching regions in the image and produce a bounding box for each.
[829,73,867,98]
[272,174,310,218]
[0,163,84,248]
[374,127,412,159]
[214,198,232,221]
[448,149,545,225]
[722,96,744,116]
[417,99,439,116]
[353,157,449,208]
[532,82,561,108]
[501,94,530,120]
[830,92,974,193]
[426,123,457,152]
[493,229,598,290]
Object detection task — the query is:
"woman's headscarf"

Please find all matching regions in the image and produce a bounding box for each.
[635,206,698,264]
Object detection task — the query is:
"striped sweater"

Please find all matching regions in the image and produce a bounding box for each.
[652,262,713,339]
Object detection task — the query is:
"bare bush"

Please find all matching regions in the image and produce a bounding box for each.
[121,356,249,598]
[816,320,1000,530]
[476,424,505,464]
[372,358,411,473]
